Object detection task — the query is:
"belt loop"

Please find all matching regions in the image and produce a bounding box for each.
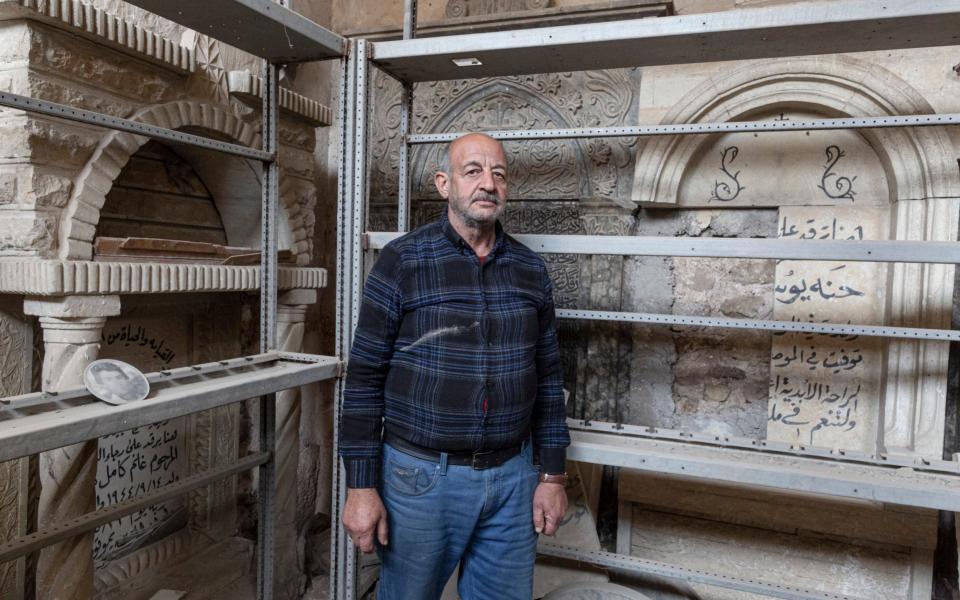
[439,451,449,476]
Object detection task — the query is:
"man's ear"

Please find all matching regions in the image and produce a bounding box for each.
[435,171,450,199]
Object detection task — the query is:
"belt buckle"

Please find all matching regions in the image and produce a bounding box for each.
[471,449,495,470]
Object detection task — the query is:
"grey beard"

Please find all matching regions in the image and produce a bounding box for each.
[451,195,500,229]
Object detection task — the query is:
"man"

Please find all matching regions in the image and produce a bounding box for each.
[86,361,139,405]
[340,132,570,600]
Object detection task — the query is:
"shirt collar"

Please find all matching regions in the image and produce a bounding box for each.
[439,210,507,256]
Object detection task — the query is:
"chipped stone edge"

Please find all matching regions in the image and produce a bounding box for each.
[0,0,195,74]
[227,70,332,127]
[0,260,327,295]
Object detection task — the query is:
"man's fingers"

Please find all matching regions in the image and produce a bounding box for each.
[543,514,559,536]
[355,531,375,554]
[377,514,389,546]
[533,504,545,534]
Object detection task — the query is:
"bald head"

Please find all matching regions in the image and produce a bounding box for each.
[438,133,505,176]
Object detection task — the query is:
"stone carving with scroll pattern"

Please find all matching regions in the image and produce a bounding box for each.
[368,68,637,214]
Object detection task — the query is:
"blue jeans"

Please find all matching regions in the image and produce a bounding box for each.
[377,441,540,600]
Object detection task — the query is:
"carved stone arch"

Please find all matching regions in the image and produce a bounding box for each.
[59,101,309,262]
[412,80,595,199]
[632,55,958,205]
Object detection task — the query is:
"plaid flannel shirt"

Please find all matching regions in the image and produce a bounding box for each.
[339,213,570,488]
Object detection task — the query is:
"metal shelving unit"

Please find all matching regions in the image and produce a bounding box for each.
[334,1,960,598]
[0,2,346,599]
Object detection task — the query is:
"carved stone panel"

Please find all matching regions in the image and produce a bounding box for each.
[445,0,551,18]
[95,310,192,565]
[0,301,31,599]
[93,295,242,567]
[367,67,639,229]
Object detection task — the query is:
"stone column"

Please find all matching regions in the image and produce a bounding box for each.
[575,199,635,422]
[273,288,316,600]
[23,295,121,600]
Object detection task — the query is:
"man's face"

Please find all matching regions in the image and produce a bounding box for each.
[436,134,508,227]
[99,369,125,389]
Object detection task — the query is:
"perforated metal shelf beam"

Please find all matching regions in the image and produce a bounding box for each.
[371,0,960,82]
[0,451,270,565]
[0,91,272,161]
[124,0,346,63]
[365,232,960,264]
[567,430,960,511]
[0,352,340,464]
[538,543,862,600]
[558,308,960,342]
[568,419,960,475]
[407,113,960,144]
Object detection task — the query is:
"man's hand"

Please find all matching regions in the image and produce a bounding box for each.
[342,488,388,553]
[532,482,567,536]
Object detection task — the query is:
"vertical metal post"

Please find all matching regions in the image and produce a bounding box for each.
[397,0,417,232]
[342,38,370,600]
[331,41,357,600]
[397,85,414,233]
[402,0,417,39]
[257,60,280,600]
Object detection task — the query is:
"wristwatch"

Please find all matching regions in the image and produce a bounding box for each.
[539,472,568,485]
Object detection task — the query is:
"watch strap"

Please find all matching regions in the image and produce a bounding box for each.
[539,472,568,485]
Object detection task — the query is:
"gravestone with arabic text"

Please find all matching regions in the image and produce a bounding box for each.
[94,317,189,564]
[767,207,889,451]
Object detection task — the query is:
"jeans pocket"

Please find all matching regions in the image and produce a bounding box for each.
[384,456,440,497]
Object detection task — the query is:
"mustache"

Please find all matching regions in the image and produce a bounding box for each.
[471,193,500,204]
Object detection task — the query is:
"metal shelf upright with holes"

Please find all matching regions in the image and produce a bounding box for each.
[0,1,346,599]
[333,1,960,599]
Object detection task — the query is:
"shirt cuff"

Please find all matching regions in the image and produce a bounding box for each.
[345,457,380,488]
[539,446,567,475]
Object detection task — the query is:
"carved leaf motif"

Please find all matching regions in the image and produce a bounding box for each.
[0,318,24,397]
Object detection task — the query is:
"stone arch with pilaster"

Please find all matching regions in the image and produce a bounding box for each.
[58,100,315,264]
[632,54,959,459]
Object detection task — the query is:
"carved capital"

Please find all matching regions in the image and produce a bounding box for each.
[577,198,635,236]
[24,295,121,320]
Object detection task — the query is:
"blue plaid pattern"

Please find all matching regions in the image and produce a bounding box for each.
[340,213,570,488]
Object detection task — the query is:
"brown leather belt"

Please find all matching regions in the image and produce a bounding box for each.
[384,431,521,470]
